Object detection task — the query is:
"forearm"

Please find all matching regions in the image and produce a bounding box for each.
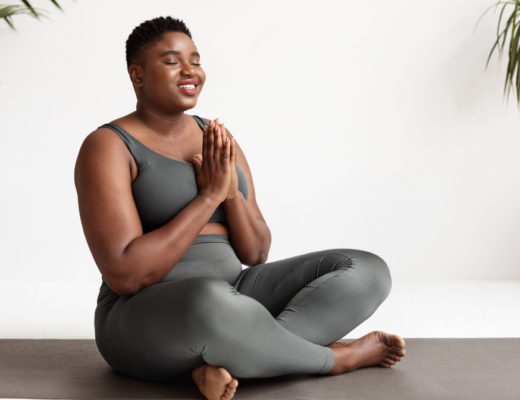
[223,192,271,266]
[119,194,220,295]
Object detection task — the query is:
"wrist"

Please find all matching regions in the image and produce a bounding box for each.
[197,193,222,207]
[224,191,243,204]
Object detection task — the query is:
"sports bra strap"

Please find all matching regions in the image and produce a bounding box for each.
[191,115,208,130]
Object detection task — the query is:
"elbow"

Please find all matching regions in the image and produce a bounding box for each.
[114,282,138,297]
[245,250,268,267]
[102,267,142,297]
[256,251,268,265]
[251,238,270,266]
[116,275,145,297]
[104,276,136,297]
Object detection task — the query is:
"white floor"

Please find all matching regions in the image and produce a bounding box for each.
[1,280,519,339]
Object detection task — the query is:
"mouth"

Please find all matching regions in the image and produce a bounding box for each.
[177,79,198,96]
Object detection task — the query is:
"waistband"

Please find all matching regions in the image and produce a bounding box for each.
[193,234,230,245]
[100,234,231,285]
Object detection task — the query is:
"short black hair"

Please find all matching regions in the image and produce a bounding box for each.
[126,16,193,70]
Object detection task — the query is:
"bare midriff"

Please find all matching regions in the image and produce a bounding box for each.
[200,222,229,236]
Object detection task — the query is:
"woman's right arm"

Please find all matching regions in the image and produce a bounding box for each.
[74,122,231,297]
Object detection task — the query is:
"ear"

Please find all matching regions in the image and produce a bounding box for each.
[128,64,144,87]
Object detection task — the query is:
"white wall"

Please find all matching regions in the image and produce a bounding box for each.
[1,0,519,284]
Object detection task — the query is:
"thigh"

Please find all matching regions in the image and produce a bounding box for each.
[232,248,373,318]
[95,275,336,380]
[95,276,241,381]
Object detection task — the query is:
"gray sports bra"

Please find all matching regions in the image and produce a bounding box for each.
[98,115,249,234]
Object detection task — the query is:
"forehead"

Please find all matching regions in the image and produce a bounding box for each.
[150,31,197,55]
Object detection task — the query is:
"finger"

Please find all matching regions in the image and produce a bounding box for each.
[222,133,230,166]
[220,123,227,160]
[214,124,222,162]
[220,123,227,142]
[207,122,215,167]
[230,137,236,167]
[202,125,209,168]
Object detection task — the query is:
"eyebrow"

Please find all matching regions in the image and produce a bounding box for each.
[159,50,200,57]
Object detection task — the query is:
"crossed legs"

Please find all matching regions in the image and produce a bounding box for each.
[95,247,401,400]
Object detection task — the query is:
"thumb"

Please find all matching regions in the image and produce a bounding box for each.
[192,154,202,174]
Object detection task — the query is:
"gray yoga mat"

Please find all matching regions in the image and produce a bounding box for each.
[0,338,518,400]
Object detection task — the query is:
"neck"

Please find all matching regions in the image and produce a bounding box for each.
[133,101,189,139]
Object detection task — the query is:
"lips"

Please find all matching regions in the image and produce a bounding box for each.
[177,79,198,96]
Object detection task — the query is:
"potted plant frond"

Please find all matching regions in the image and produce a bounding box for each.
[1,0,72,30]
[477,1,520,108]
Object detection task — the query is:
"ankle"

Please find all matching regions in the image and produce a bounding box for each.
[327,345,357,375]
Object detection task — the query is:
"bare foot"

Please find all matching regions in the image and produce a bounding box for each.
[191,363,239,400]
[326,331,406,375]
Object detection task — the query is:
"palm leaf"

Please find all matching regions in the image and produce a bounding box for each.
[479,0,520,108]
[0,5,49,31]
[2,0,72,31]
[20,0,40,19]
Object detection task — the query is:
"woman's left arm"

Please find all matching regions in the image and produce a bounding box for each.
[221,125,272,266]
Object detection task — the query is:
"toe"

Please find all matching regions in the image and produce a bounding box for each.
[391,335,405,349]
[380,361,392,368]
[394,336,406,349]
[386,353,402,362]
[383,358,396,365]
[226,386,236,394]
[388,347,406,357]
[377,331,405,349]
[215,367,232,381]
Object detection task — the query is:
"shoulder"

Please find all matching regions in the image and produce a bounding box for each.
[75,126,133,184]
[79,126,129,159]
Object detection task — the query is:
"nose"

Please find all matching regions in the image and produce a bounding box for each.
[180,60,196,77]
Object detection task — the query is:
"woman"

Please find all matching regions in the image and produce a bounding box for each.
[74,16,406,400]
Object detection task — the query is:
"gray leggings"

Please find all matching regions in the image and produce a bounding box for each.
[94,234,392,381]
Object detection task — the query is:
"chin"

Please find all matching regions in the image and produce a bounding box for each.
[181,99,199,111]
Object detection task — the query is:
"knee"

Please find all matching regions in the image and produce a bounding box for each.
[359,251,392,301]
[332,249,392,299]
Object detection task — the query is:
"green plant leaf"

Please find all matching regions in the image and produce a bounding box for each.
[2,1,67,30]
[48,0,64,11]
[507,22,520,100]
[480,0,520,108]
[497,3,510,41]
[20,0,40,20]
[2,15,14,30]
[1,5,48,30]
